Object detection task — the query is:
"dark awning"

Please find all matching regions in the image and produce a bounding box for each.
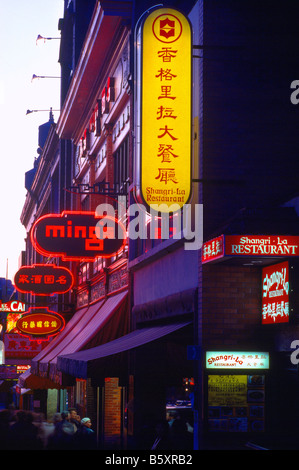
[57,321,191,379]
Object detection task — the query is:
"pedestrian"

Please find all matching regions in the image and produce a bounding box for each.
[68,407,81,432]
[10,410,43,450]
[47,411,75,450]
[46,413,63,450]
[0,409,12,449]
[74,417,97,450]
[170,417,193,450]
[150,420,172,450]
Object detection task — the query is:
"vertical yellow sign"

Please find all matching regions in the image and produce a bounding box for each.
[140,8,192,213]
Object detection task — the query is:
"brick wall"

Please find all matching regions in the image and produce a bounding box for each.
[202,263,261,348]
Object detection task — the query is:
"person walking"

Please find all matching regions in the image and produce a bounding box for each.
[74,417,97,450]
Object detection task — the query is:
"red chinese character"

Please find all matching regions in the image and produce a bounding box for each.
[56,275,67,285]
[31,275,43,284]
[155,68,177,81]
[155,168,178,184]
[157,144,178,162]
[44,275,55,284]
[157,47,178,62]
[18,275,29,284]
[158,86,176,100]
[156,106,177,120]
[158,125,178,140]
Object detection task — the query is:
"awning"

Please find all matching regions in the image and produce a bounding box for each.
[17,368,62,390]
[48,291,128,381]
[30,304,90,375]
[57,321,191,380]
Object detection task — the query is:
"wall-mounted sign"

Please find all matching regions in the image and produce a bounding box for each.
[202,235,224,264]
[202,235,299,263]
[206,351,269,369]
[225,235,299,257]
[134,7,192,213]
[262,261,289,324]
[15,307,65,341]
[31,211,127,262]
[14,264,74,296]
[0,301,25,312]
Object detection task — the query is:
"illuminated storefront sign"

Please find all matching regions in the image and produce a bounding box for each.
[202,235,224,263]
[16,307,65,341]
[206,352,269,369]
[202,235,299,263]
[0,301,25,312]
[14,264,74,296]
[262,261,289,324]
[225,235,299,257]
[31,211,127,262]
[135,7,192,213]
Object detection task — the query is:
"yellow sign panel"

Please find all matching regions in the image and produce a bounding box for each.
[208,375,248,406]
[140,8,192,213]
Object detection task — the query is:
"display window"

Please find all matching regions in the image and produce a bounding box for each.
[207,374,265,432]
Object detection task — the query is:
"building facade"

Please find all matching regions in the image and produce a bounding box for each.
[14,0,299,451]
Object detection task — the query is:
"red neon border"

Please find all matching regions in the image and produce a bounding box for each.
[13,264,74,296]
[30,211,127,262]
[15,307,65,342]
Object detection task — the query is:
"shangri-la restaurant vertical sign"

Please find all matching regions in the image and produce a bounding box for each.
[135,8,192,213]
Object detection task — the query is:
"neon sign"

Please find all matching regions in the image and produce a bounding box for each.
[202,235,299,263]
[14,264,74,296]
[225,235,299,256]
[202,236,224,264]
[16,307,65,341]
[262,261,289,324]
[135,7,192,213]
[0,301,25,312]
[206,351,269,369]
[31,211,127,261]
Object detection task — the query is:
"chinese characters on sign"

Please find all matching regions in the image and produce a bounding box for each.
[202,236,224,263]
[262,261,289,324]
[15,308,65,341]
[137,8,192,213]
[206,351,270,369]
[14,264,74,296]
[201,235,299,263]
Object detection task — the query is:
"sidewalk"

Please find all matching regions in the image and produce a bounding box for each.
[200,432,299,450]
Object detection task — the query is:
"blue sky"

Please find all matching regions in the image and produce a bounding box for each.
[0,0,63,281]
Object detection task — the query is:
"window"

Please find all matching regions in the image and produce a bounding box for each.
[114,135,129,190]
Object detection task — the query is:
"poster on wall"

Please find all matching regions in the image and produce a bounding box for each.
[262,261,289,324]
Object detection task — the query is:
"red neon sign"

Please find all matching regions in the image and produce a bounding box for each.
[262,261,290,324]
[14,264,74,296]
[15,307,65,341]
[202,235,224,264]
[31,211,127,262]
[225,235,299,256]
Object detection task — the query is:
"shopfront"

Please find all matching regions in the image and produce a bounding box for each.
[205,351,269,434]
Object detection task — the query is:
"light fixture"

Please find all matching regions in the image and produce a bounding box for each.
[26,108,59,115]
[36,34,60,44]
[31,74,60,82]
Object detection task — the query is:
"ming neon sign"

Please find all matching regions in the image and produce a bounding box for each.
[31,211,127,261]
[14,264,74,296]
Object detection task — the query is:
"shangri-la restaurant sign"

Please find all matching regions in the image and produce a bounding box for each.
[134,7,192,213]
[202,235,299,263]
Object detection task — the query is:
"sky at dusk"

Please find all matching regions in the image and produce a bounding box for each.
[0,0,63,281]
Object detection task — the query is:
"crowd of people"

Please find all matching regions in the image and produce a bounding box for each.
[0,407,97,450]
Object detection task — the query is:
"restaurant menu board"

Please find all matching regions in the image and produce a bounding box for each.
[208,375,265,432]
